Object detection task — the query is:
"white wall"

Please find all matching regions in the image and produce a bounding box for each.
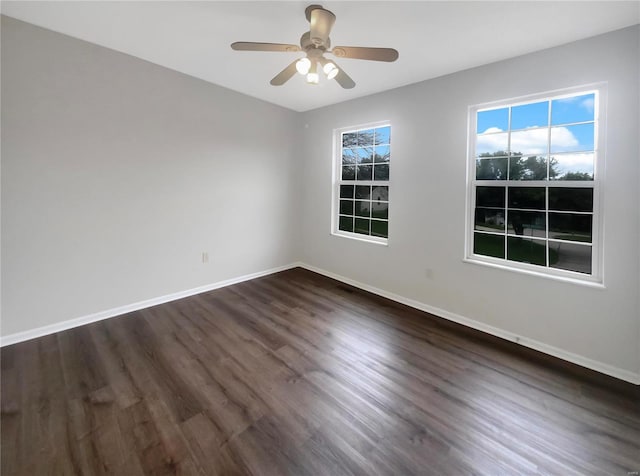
[298,26,640,380]
[1,16,299,336]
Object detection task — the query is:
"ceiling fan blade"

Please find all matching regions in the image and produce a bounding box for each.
[231,42,301,53]
[309,7,335,45]
[333,66,355,89]
[270,60,299,86]
[331,46,399,62]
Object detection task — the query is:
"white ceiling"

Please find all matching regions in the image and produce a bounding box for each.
[2,1,639,112]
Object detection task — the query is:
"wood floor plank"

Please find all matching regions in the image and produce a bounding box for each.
[2,267,639,475]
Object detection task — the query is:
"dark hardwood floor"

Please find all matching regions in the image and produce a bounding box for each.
[2,268,639,475]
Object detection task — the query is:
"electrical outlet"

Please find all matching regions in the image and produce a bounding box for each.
[425,268,433,279]
[202,252,209,263]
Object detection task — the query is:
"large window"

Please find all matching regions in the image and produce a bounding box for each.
[466,86,605,282]
[333,122,390,243]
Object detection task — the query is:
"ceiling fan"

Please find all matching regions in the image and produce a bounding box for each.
[230,4,399,89]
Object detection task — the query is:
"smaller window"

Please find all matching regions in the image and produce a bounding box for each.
[333,122,390,243]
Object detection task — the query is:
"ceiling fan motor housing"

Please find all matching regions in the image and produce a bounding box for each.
[300,32,329,53]
[307,6,335,47]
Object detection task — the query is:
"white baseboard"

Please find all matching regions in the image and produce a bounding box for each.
[0,263,299,347]
[298,262,640,385]
[3,261,638,385]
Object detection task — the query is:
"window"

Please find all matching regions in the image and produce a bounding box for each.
[466,85,605,283]
[333,122,390,243]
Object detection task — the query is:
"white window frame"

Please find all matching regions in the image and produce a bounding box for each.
[464,84,607,286]
[332,120,391,245]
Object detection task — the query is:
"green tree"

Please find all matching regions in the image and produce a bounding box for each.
[476,152,559,180]
[509,154,559,180]
[561,171,593,181]
[476,151,508,180]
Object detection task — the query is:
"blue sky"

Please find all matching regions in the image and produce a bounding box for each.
[477,93,595,155]
[475,93,596,176]
[477,93,595,133]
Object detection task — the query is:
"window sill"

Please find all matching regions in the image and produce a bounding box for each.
[331,231,389,246]
[463,256,605,289]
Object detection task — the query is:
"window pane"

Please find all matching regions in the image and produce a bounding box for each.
[342,148,357,165]
[476,132,508,157]
[371,220,388,238]
[507,210,546,238]
[509,156,548,180]
[375,127,390,145]
[549,241,592,274]
[374,145,390,163]
[339,215,354,232]
[475,208,505,232]
[548,188,593,212]
[510,128,549,155]
[549,213,592,242]
[477,108,508,134]
[357,147,373,164]
[355,200,370,217]
[358,129,374,146]
[342,132,357,148]
[374,164,389,181]
[551,153,594,181]
[371,186,388,201]
[340,185,355,199]
[355,185,371,200]
[551,93,595,125]
[342,165,355,180]
[357,164,372,180]
[511,101,549,130]
[371,202,388,219]
[550,123,594,153]
[476,157,508,180]
[339,200,354,215]
[507,237,546,266]
[474,232,505,258]
[508,187,545,210]
[354,218,370,235]
[476,186,505,208]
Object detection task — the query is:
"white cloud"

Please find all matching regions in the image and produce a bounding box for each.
[476,131,508,154]
[554,94,594,117]
[581,97,594,114]
[511,128,550,154]
[549,127,580,152]
[553,153,594,175]
[477,126,580,155]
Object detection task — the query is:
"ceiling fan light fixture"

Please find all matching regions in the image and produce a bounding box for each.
[323,61,339,79]
[296,57,311,75]
[306,60,319,84]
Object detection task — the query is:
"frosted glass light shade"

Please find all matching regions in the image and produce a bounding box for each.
[296,57,311,75]
[323,61,338,79]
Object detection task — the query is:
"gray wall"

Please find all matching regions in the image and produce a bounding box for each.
[298,26,640,378]
[1,16,299,335]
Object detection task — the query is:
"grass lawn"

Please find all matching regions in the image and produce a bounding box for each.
[474,233,559,265]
